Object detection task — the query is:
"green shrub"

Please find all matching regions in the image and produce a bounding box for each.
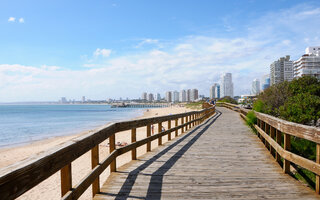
[246,111,257,127]
[218,96,238,104]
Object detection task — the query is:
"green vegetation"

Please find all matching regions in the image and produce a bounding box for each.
[245,111,257,127]
[185,101,204,110]
[252,76,320,189]
[218,96,238,104]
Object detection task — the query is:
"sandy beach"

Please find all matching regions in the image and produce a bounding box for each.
[0,105,193,200]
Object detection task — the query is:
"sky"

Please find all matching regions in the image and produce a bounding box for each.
[1,0,320,102]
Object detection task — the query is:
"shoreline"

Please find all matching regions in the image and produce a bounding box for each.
[0,105,193,200]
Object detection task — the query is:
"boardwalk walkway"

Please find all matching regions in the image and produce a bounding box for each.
[94,107,318,200]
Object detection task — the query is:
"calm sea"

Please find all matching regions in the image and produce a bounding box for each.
[0,104,144,148]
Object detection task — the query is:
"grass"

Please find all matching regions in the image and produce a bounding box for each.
[185,101,204,110]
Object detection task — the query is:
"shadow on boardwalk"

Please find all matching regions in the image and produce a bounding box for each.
[101,111,221,200]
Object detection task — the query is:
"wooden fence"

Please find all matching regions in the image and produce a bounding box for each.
[0,105,215,200]
[217,102,320,194]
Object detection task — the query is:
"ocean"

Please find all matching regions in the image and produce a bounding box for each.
[0,104,144,148]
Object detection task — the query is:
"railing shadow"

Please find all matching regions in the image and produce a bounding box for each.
[106,110,221,200]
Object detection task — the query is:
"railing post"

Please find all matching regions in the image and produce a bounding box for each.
[283,133,291,173]
[189,115,191,129]
[131,128,137,160]
[265,123,270,150]
[256,118,260,138]
[158,122,162,146]
[316,144,320,194]
[109,134,116,172]
[276,129,282,164]
[185,116,189,131]
[175,119,178,137]
[181,117,184,133]
[168,120,171,141]
[61,163,72,197]
[91,145,100,197]
[147,124,151,152]
[192,114,195,126]
[270,126,276,157]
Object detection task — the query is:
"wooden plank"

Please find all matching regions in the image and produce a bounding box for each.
[147,124,151,152]
[131,128,136,160]
[276,129,282,164]
[175,119,178,137]
[158,122,162,146]
[109,134,116,172]
[60,164,72,197]
[283,133,291,173]
[91,145,100,197]
[270,126,276,157]
[168,120,171,141]
[181,117,184,133]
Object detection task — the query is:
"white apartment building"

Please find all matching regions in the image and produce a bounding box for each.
[251,79,260,95]
[179,90,186,102]
[210,83,219,99]
[270,55,293,85]
[156,93,161,101]
[294,46,320,79]
[165,91,172,102]
[141,92,147,100]
[186,89,191,102]
[173,91,179,103]
[190,89,199,101]
[220,73,234,98]
[147,93,154,102]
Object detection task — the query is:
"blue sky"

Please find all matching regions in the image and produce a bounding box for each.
[1,0,320,101]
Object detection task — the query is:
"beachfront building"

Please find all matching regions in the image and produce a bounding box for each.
[220,73,234,98]
[173,91,179,103]
[179,90,186,102]
[82,96,86,103]
[141,92,147,101]
[190,89,199,102]
[270,55,293,85]
[156,93,161,101]
[294,46,320,79]
[186,89,191,102]
[165,91,172,102]
[251,79,260,95]
[261,74,270,91]
[147,93,154,102]
[210,83,219,99]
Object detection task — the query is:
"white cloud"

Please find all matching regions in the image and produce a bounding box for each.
[93,48,112,57]
[135,38,159,48]
[8,17,15,22]
[19,18,24,23]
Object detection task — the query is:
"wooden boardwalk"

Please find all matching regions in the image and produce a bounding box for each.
[94,107,318,200]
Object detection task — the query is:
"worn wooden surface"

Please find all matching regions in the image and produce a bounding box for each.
[94,107,317,200]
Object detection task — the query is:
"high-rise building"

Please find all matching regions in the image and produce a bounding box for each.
[173,91,179,103]
[294,46,320,79]
[186,89,191,102]
[220,73,234,98]
[261,74,270,91]
[165,91,172,102]
[179,90,186,102]
[270,55,293,85]
[147,93,154,102]
[156,93,161,101]
[251,79,260,95]
[61,97,67,104]
[141,92,147,101]
[190,89,199,101]
[210,83,219,99]
[215,84,220,99]
[82,96,86,103]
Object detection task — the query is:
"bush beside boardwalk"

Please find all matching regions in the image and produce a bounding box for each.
[252,76,320,189]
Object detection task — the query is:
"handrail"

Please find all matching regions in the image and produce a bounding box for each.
[218,102,320,194]
[0,104,215,200]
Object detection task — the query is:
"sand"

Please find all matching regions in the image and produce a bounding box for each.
[0,105,193,200]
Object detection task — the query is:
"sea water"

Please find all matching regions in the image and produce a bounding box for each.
[0,104,144,148]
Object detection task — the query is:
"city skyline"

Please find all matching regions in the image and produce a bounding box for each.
[1,1,320,102]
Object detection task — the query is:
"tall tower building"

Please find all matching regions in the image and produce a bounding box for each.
[173,91,179,103]
[294,47,320,79]
[270,55,293,85]
[141,92,147,101]
[220,73,234,98]
[210,83,220,99]
[147,93,154,102]
[179,90,186,102]
[156,93,161,101]
[186,89,191,102]
[165,91,172,102]
[190,89,198,101]
[251,79,260,95]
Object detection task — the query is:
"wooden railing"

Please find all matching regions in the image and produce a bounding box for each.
[218,102,320,194]
[0,105,215,200]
